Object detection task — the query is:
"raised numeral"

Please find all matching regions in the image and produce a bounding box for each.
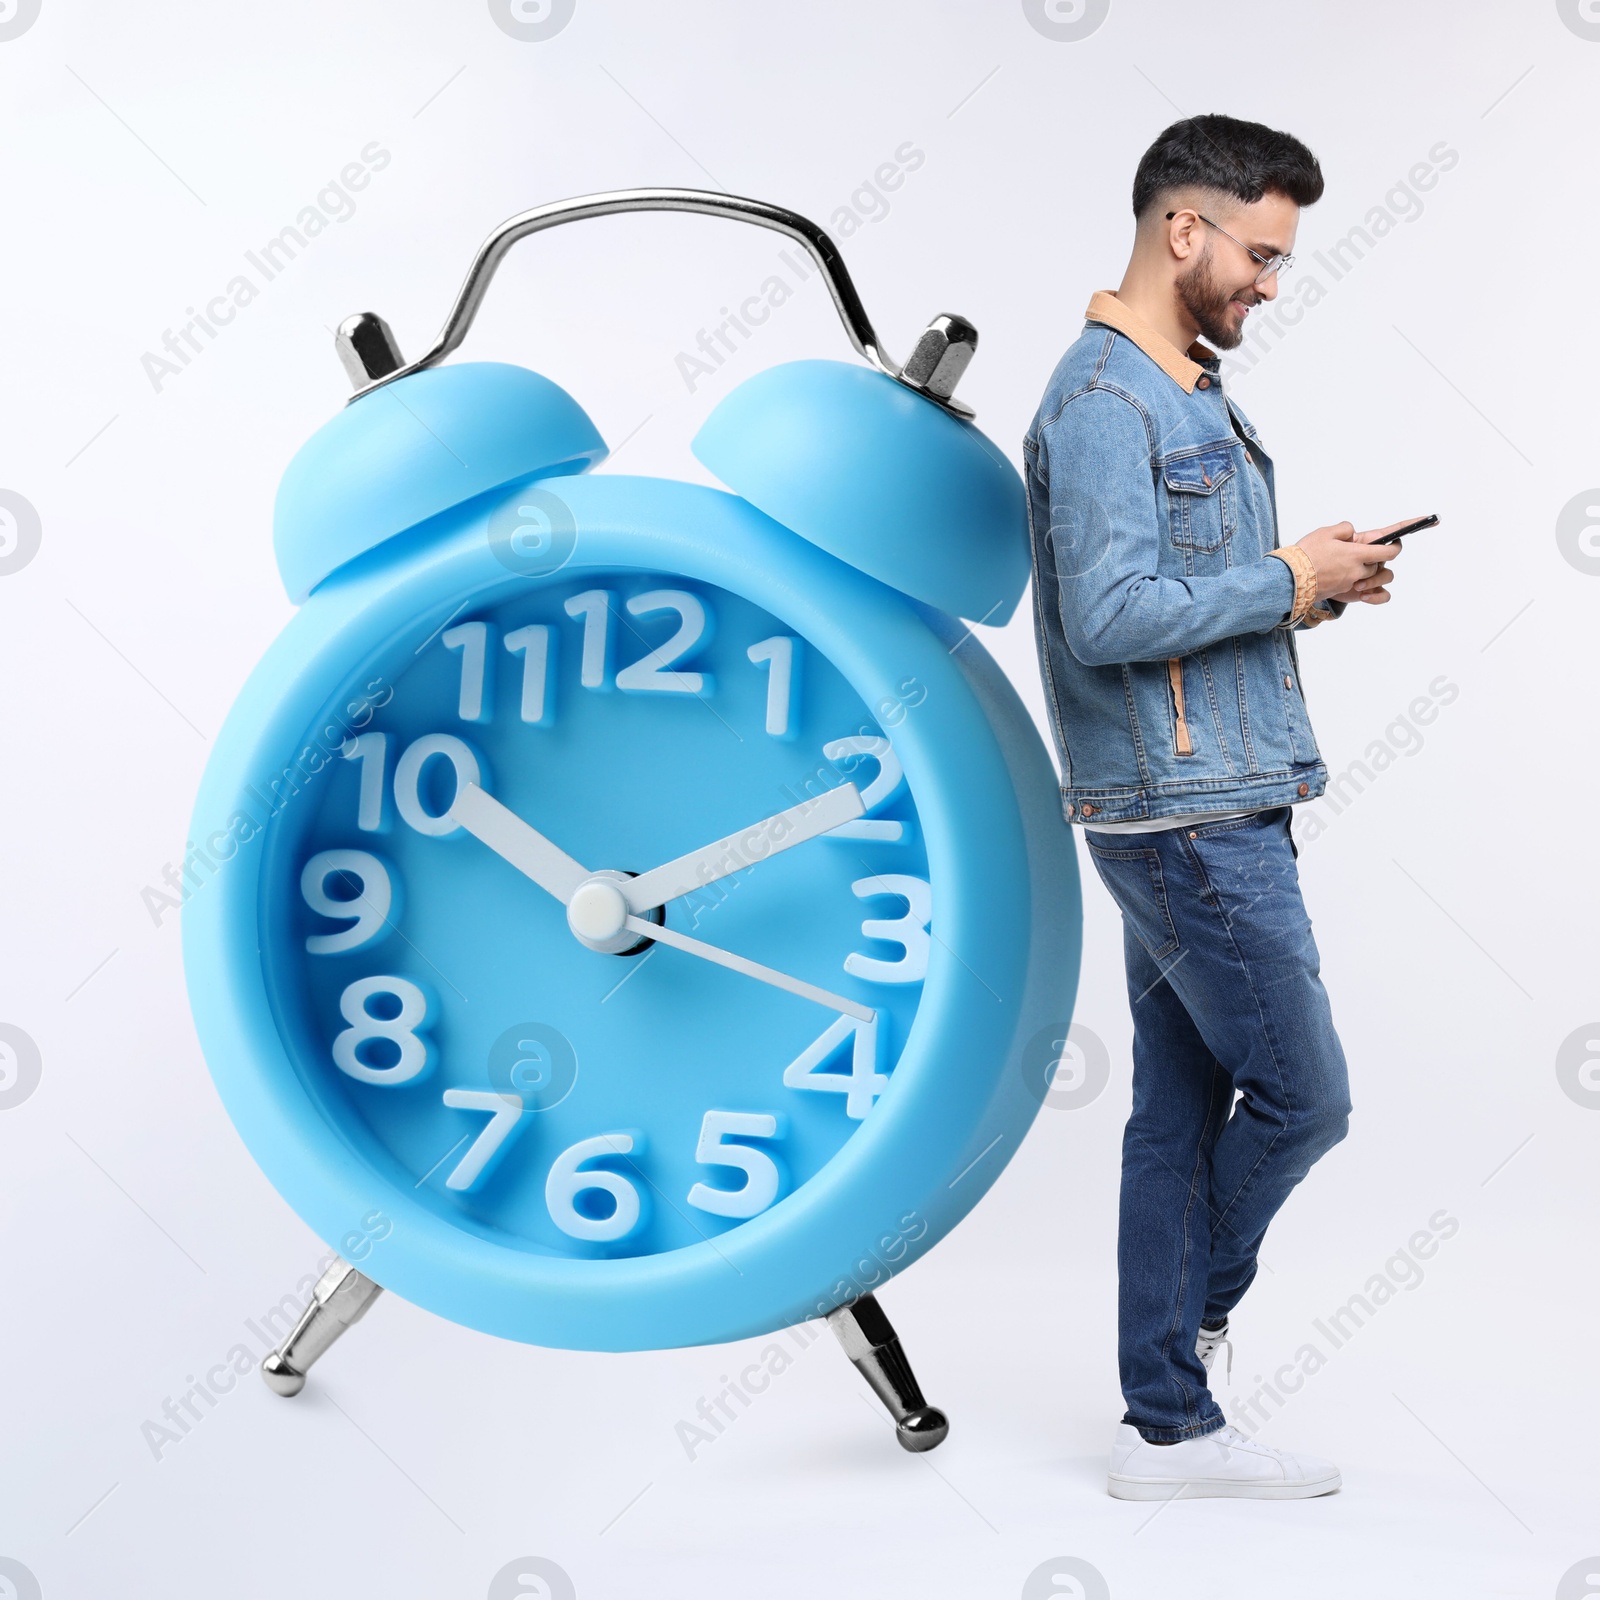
[686,1110,782,1218]
[845,875,932,984]
[503,624,554,724]
[616,590,711,694]
[781,1013,888,1121]
[563,590,611,689]
[822,736,905,842]
[440,1089,525,1190]
[331,975,430,1086]
[747,635,798,737]
[546,1133,645,1242]
[301,850,394,954]
[441,621,493,722]
[393,734,482,837]
[563,588,714,694]
[342,732,388,832]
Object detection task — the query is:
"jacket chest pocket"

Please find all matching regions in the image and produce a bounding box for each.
[1163,444,1238,553]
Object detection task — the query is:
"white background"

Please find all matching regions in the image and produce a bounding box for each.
[2,2,1597,1597]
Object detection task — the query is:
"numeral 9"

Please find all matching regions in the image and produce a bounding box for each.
[301,850,395,954]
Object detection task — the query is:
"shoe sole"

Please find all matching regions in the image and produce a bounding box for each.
[1107,1470,1341,1501]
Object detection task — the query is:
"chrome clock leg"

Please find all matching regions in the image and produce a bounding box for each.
[827,1293,949,1452]
[260,1258,383,1396]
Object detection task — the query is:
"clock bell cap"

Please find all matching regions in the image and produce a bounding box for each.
[274,361,607,602]
[692,359,1029,625]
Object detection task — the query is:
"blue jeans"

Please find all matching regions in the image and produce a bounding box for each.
[1085,806,1351,1442]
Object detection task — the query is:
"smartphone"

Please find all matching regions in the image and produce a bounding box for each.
[1372,513,1439,545]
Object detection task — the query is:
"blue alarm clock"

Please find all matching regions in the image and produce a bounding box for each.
[183,190,1081,1451]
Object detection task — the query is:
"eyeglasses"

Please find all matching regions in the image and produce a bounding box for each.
[1165,210,1295,285]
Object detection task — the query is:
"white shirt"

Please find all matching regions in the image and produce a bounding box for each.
[1082,807,1262,835]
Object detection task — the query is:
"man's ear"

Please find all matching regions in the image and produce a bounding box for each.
[1163,206,1203,263]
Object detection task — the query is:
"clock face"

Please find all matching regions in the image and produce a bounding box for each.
[258,569,931,1262]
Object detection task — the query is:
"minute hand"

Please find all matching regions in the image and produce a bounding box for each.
[621,915,874,1023]
[620,783,864,915]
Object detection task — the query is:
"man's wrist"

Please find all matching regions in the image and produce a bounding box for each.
[1299,595,1346,627]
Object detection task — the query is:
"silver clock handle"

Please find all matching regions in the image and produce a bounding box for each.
[334,187,977,417]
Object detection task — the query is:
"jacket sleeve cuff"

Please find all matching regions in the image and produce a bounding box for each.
[1242,550,1300,633]
[1298,596,1346,629]
[1266,547,1318,626]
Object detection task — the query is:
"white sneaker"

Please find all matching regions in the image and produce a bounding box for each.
[1107,1422,1341,1500]
[1195,1320,1232,1382]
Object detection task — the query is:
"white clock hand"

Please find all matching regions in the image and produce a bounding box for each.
[621,915,875,1024]
[621,783,866,915]
[450,784,878,1012]
[450,782,590,905]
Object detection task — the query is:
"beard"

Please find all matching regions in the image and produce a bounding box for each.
[1176,245,1252,351]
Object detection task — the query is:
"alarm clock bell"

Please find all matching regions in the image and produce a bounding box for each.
[272,190,1029,629]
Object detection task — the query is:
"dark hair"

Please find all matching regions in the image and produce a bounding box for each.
[1132,114,1324,220]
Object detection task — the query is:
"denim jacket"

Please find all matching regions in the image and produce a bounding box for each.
[1023,290,1339,826]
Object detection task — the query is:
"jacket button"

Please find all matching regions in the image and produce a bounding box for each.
[1081,803,1095,815]
[1197,376,1211,388]
[1188,831,1198,839]
[1065,804,1074,817]
[1283,674,1292,688]
[1297,782,1309,796]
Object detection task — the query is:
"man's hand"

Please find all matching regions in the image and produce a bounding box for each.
[1293,519,1411,607]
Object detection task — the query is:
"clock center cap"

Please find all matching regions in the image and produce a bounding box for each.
[567,876,631,947]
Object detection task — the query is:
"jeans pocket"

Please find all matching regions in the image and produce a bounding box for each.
[1188,806,1283,841]
[1087,842,1181,961]
[1181,808,1298,909]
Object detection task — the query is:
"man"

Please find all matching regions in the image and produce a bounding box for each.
[1024,114,1419,1500]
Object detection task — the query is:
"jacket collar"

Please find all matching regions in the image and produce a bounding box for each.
[1084,289,1219,394]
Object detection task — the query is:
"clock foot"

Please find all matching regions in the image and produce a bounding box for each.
[260,1257,383,1397]
[826,1292,949,1452]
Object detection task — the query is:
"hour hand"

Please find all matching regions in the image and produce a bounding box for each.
[621,783,865,915]
[450,782,590,905]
